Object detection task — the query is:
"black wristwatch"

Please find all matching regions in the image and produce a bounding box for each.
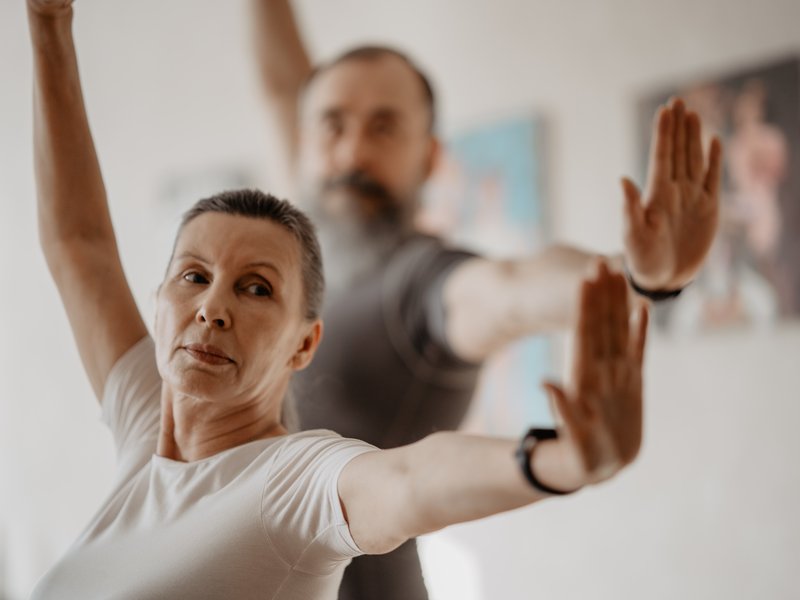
[515,427,576,496]
[625,268,685,302]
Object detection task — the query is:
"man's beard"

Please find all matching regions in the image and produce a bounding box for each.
[303,171,418,296]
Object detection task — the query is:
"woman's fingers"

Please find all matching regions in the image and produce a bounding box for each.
[632,305,650,366]
[575,261,630,370]
[543,382,575,425]
[557,267,649,483]
[608,271,630,358]
[596,262,614,359]
[574,276,597,371]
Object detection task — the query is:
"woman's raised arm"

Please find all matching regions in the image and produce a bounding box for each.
[28,0,147,400]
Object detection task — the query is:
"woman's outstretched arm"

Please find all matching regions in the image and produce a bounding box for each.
[339,262,648,554]
[28,0,147,400]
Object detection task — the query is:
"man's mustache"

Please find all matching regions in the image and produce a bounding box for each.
[322,171,395,204]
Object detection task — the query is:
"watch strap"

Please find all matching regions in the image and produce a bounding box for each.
[515,427,575,496]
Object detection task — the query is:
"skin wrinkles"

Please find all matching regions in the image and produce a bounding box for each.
[173,251,287,286]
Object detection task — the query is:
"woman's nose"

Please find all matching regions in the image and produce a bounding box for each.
[195,291,231,329]
[197,312,227,329]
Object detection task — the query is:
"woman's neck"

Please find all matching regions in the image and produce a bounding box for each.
[156,386,288,462]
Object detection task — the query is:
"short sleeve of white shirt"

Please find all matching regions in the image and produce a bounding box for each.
[100,335,161,475]
[263,432,377,573]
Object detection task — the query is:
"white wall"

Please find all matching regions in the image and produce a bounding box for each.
[1,0,799,598]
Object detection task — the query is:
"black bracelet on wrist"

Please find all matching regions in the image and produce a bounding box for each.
[515,427,576,496]
[625,269,685,302]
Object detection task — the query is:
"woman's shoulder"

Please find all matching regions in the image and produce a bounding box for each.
[268,430,377,472]
[101,334,161,459]
[102,335,159,405]
[282,429,376,450]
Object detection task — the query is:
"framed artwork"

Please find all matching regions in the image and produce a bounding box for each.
[638,57,800,331]
[418,115,553,434]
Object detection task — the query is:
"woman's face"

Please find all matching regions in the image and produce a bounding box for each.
[155,212,321,406]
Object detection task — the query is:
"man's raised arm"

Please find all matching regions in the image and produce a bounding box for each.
[252,0,313,193]
[28,0,147,399]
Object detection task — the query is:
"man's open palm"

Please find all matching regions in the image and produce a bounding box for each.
[623,98,723,290]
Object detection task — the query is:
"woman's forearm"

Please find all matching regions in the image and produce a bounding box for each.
[399,431,579,537]
[341,430,580,555]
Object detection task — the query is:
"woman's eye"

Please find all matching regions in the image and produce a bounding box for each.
[245,283,273,297]
[183,272,208,284]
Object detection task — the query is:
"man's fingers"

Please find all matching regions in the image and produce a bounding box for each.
[704,137,723,197]
[687,112,704,183]
[621,177,645,237]
[672,98,687,180]
[647,106,673,188]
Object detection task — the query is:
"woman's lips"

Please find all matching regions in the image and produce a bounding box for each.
[183,344,234,366]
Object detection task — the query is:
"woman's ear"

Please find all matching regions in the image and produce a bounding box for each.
[290,319,323,371]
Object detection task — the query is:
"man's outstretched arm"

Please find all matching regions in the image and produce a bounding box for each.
[442,99,722,362]
[252,0,312,193]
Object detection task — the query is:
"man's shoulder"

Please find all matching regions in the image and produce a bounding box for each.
[390,232,479,272]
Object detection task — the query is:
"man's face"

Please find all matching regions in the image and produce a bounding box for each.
[298,54,438,226]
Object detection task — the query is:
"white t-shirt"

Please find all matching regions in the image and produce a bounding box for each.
[32,336,377,600]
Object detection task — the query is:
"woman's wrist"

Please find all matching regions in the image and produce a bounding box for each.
[28,5,74,57]
[525,435,585,494]
[28,1,74,20]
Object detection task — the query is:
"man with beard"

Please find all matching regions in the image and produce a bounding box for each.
[252,2,722,599]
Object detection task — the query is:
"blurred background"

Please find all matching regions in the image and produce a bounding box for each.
[1,0,799,598]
